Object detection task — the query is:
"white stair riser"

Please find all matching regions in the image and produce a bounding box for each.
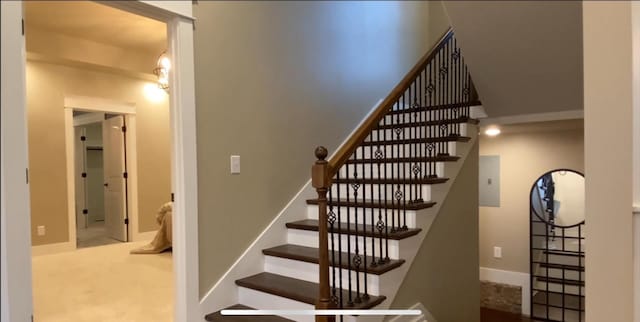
[238,287,358,322]
[329,183,432,203]
[337,163,444,180]
[287,229,400,260]
[535,268,584,281]
[307,205,418,229]
[535,281,584,296]
[238,287,316,322]
[355,142,457,160]
[366,123,468,141]
[264,256,382,296]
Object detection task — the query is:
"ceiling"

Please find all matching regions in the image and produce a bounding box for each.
[24,1,166,55]
[444,1,583,118]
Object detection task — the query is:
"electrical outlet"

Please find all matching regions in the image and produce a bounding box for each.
[37,225,46,236]
[493,246,502,259]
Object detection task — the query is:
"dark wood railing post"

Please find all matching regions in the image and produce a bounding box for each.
[312,146,335,322]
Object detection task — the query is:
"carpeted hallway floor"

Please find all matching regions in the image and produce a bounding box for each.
[32,241,173,322]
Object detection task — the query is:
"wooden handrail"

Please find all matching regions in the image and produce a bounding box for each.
[326,28,455,178]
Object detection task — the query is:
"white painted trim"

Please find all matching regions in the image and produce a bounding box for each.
[65,95,136,115]
[167,15,200,322]
[73,112,105,126]
[479,267,530,316]
[64,109,78,251]
[479,109,584,126]
[634,206,640,322]
[1,2,33,321]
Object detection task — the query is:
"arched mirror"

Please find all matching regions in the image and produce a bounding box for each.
[529,169,585,322]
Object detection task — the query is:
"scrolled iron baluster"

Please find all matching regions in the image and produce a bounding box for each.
[352,152,362,304]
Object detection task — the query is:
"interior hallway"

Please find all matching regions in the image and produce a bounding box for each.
[32,241,172,322]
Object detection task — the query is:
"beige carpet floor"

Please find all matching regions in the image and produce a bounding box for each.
[32,241,173,322]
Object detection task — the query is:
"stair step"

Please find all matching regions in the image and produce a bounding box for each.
[535,262,584,272]
[286,219,421,240]
[387,101,482,115]
[306,198,436,211]
[535,276,585,287]
[377,116,479,130]
[205,304,294,322]
[345,155,460,164]
[359,135,471,147]
[263,244,405,275]
[236,272,386,309]
[333,177,448,185]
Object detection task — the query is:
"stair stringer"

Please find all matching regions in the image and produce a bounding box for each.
[350,128,478,322]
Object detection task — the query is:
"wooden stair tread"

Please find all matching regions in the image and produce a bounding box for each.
[387,101,482,115]
[263,244,405,275]
[359,136,471,146]
[306,198,436,210]
[535,262,584,272]
[377,116,479,130]
[333,177,448,185]
[345,155,460,164]
[535,276,585,287]
[286,219,421,240]
[205,304,294,322]
[236,272,386,309]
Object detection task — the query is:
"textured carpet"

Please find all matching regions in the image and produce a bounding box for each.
[32,241,173,322]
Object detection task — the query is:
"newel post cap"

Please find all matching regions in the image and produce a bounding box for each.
[315,146,328,162]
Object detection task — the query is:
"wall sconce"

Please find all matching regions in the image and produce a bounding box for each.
[153,51,171,92]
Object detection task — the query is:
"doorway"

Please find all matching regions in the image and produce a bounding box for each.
[74,112,130,248]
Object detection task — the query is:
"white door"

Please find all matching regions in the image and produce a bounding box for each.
[103,115,128,241]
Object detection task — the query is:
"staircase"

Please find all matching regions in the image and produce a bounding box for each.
[204,29,479,322]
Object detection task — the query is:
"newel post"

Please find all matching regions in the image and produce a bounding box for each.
[312,146,335,322]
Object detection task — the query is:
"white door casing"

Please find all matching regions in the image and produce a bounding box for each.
[102,115,128,242]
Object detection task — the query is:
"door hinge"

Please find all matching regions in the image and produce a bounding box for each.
[26,168,29,184]
[81,172,87,178]
[80,136,86,141]
[22,19,25,36]
[123,172,128,179]
[171,193,174,202]
[121,126,127,132]
[124,218,129,225]
[82,209,88,215]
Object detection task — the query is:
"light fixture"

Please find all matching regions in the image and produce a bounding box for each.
[484,127,501,136]
[153,51,171,92]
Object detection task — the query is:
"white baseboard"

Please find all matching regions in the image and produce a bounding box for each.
[479,267,530,316]
[31,241,75,256]
[133,230,158,242]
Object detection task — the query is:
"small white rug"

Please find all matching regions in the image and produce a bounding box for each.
[32,241,173,322]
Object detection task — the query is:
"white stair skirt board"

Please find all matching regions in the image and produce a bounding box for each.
[337,164,446,181]
[200,109,478,318]
[307,206,419,229]
[264,256,383,296]
[479,267,531,316]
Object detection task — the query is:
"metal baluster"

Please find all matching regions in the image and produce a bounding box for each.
[328,187,337,307]
[401,92,408,231]
[336,171,343,309]
[352,151,362,303]
[383,109,390,263]
[345,161,353,306]
[360,147,369,301]
[370,132,377,268]
[375,123,385,265]
[392,101,399,233]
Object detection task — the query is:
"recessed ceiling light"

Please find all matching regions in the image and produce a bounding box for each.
[485,127,501,136]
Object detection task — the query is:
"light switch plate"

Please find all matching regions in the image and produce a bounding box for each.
[494,246,502,259]
[37,225,45,236]
[230,155,240,174]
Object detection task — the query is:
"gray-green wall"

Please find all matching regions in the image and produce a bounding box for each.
[390,141,480,322]
[193,1,451,295]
